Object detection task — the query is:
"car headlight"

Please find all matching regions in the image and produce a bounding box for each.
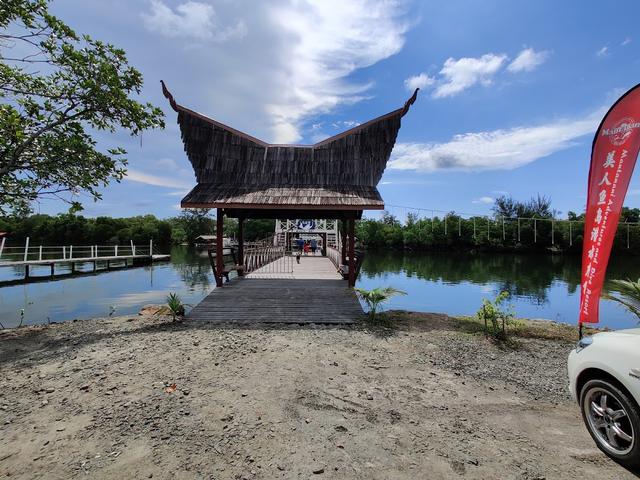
[575,335,593,352]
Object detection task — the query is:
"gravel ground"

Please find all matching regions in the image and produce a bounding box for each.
[0,311,637,480]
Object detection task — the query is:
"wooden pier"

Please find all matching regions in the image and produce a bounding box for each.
[188,256,364,324]
[0,240,169,284]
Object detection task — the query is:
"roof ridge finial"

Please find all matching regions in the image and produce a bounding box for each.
[161,80,179,112]
[401,88,419,117]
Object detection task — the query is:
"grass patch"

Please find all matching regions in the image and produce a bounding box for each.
[382,310,602,343]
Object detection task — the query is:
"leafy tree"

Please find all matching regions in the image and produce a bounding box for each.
[243,219,275,241]
[622,207,640,223]
[492,194,553,219]
[0,0,164,213]
[172,209,214,245]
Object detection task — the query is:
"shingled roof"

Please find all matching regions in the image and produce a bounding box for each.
[161,81,417,213]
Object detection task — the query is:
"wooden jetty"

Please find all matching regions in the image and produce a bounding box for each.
[162,81,416,324]
[188,257,363,324]
[0,239,169,283]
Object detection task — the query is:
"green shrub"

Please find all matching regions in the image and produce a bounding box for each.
[355,287,406,321]
[477,291,516,340]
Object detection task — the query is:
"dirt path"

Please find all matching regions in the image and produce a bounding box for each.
[0,313,637,479]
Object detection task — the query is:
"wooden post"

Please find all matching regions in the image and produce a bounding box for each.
[149,239,153,257]
[130,240,135,256]
[39,245,43,261]
[115,244,118,257]
[215,209,224,287]
[95,245,98,258]
[0,236,5,259]
[340,220,347,265]
[70,245,73,259]
[63,246,66,260]
[348,218,356,288]
[24,237,29,262]
[237,218,244,276]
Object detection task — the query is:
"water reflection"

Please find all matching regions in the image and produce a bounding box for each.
[359,251,640,330]
[0,247,637,330]
[0,246,215,328]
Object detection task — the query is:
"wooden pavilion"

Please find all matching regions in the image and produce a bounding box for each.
[162,81,417,288]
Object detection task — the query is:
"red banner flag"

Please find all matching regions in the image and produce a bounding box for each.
[580,84,640,324]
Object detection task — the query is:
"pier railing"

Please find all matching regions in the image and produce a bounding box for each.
[0,239,158,263]
[243,243,292,275]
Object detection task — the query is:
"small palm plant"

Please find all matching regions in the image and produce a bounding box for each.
[355,287,406,321]
[166,292,186,322]
[604,278,640,323]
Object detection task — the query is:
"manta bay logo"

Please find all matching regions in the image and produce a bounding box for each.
[601,117,640,146]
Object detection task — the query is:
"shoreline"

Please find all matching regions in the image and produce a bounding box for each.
[1,310,633,479]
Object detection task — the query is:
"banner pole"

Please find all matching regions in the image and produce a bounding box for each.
[578,322,583,340]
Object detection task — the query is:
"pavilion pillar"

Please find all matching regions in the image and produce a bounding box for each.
[348,219,356,287]
[341,220,347,265]
[237,217,245,276]
[215,209,224,287]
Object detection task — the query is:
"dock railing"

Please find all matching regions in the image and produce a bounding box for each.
[0,238,159,264]
[242,235,292,275]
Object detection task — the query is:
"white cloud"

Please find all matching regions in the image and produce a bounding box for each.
[156,158,179,169]
[389,110,602,172]
[125,169,192,189]
[142,0,246,41]
[404,72,435,91]
[139,1,410,144]
[507,48,549,73]
[473,196,494,204]
[433,53,507,98]
[596,46,609,57]
[622,37,631,46]
[264,0,409,142]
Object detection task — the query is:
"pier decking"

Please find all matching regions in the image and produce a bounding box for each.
[188,256,364,324]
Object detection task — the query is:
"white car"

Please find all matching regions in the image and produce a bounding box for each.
[568,328,640,470]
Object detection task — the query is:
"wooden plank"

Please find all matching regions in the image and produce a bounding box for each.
[187,276,363,324]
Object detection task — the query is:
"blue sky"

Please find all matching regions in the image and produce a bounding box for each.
[38,0,640,220]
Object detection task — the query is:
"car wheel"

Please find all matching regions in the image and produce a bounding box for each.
[580,378,640,470]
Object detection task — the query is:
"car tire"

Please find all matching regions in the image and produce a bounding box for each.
[580,378,640,470]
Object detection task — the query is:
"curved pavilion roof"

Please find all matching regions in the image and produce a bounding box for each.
[162,81,417,217]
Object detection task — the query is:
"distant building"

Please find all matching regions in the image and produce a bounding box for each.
[194,235,235,248]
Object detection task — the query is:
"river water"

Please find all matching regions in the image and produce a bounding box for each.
[0,247,637,329]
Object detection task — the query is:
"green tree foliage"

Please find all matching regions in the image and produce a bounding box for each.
[173,209,214,245]
[355,286,406,321]
[476,291,516,341]
[356,200,640,254]
[0,212,173,246]
[492,194,553,219]
[0,0,165,213]
[604,278,640,323]
[243,219,276,241]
